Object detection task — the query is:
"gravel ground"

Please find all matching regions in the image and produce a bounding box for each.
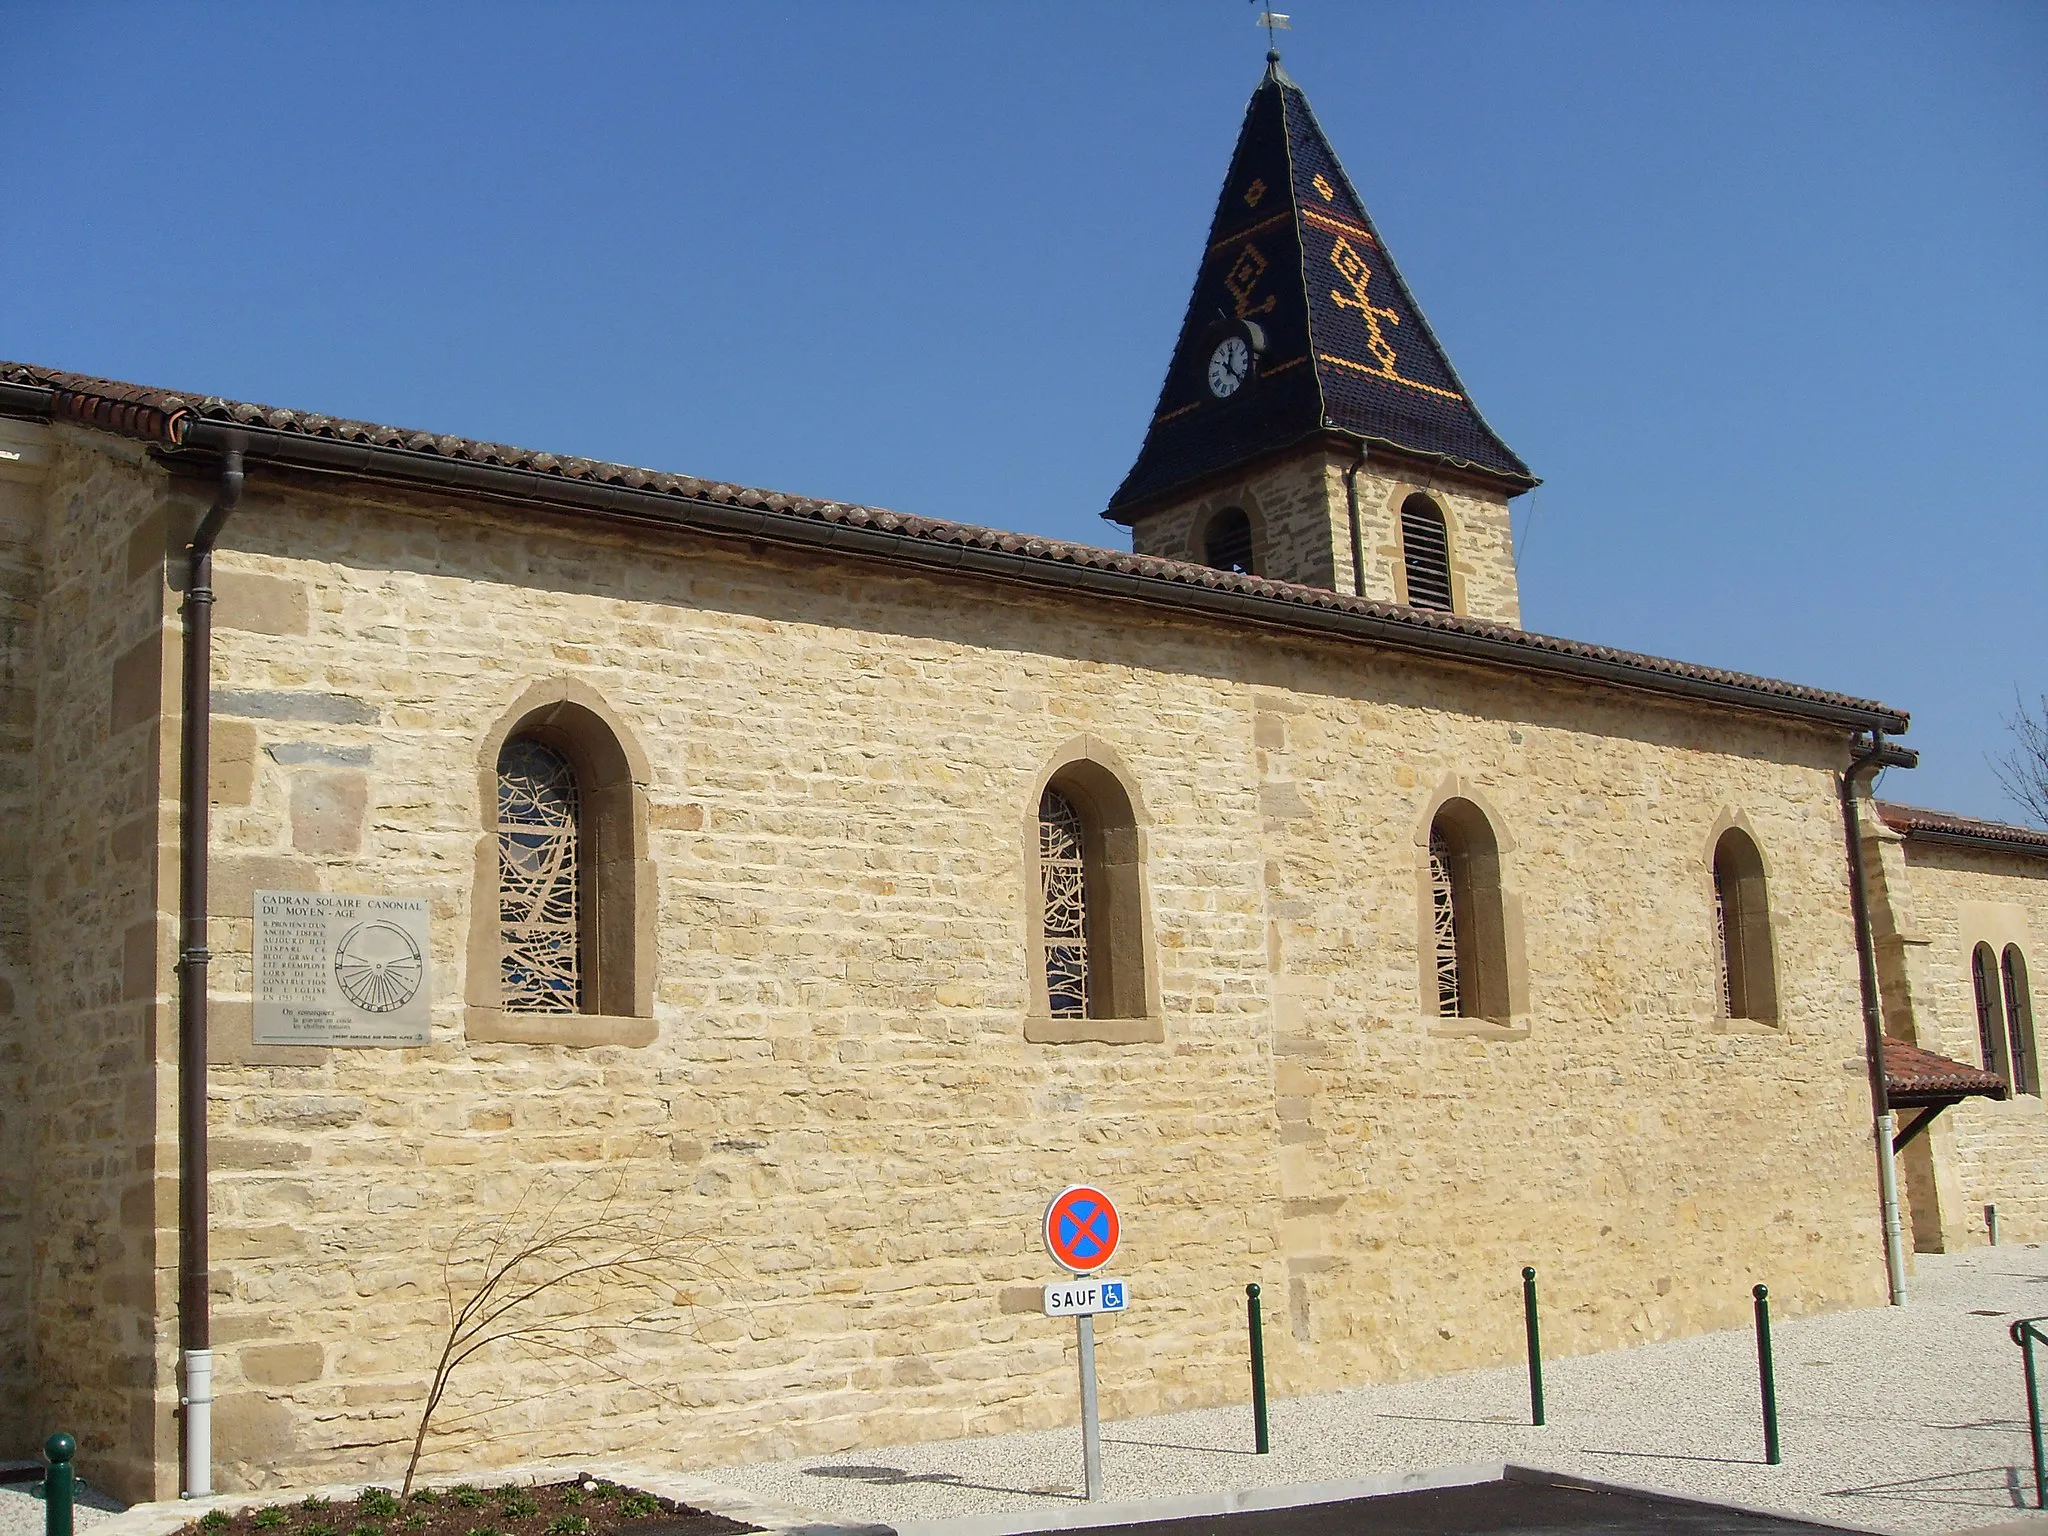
[0,1476,127,1536]
[11,1249,2045,1536]
[708,1248,2048,1535]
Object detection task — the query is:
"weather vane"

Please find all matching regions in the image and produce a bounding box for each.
[1252,4,1291,53]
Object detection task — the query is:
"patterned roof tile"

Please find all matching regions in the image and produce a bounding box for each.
[1107,60,1532,517]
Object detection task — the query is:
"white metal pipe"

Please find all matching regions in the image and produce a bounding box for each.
[181,1348,213,1498]
[1877,1116,1907,1305]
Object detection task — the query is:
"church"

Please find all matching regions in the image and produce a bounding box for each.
[0,54,2039,1504]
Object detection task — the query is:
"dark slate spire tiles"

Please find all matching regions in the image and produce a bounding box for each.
[1108,60,1533,520]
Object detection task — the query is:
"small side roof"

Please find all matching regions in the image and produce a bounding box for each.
[1875,801,2048,862]
[1882,1037,2008,1107]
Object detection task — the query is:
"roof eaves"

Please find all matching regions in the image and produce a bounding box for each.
[0,362,1908,735]
[1874,801,2048,862]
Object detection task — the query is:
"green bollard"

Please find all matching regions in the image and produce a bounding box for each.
[1522,1267,1545,1426]
[1246,1283,1270,1454]
[43,1433,75,1536]
[1753,1284,1781,1465]
[2014,1319,2047,1509]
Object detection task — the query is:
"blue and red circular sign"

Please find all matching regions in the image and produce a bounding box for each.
[1044,1185,1121,1274]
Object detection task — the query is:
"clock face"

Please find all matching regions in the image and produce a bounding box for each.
[1207,335,1251,398]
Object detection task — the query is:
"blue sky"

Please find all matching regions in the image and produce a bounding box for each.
[6,3,2043,819]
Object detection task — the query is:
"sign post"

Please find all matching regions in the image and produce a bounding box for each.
[1043,1185,1122,1502]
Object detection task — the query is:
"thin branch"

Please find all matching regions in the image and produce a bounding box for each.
[401,1174,721,1495]
[1993,688,2048,829]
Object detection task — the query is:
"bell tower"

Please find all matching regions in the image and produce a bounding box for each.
[1106,55,1537,626]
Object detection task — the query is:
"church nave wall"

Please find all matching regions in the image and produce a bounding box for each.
[81,462,1887,1489]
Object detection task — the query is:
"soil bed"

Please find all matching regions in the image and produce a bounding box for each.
[181,1479,760,1536]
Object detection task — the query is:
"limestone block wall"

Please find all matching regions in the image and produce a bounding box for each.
[1125,448,1522,627]
[19,433,175,1493]
[0,418,53,1453]
[89,449,1889,1497]
[1866,825,2048,1249]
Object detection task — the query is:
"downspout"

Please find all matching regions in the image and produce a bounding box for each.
[179,448,243,1496]
[1839,730,1906,1306]
[1341,444,1367,598]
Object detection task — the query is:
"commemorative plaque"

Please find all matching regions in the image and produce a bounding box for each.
[253,890,432,1046]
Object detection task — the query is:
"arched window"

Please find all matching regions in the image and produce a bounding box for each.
[1974,942,2006,1077]
[1711,828,1778,1023]
[1426,799,1509,1020]
[1203,508,1256,575]
[468,682,656,1042]
[498,736,584,1012]
[1400,494,1454,613]
[2003,945,2037,1096]
[1033,761,1149,1023]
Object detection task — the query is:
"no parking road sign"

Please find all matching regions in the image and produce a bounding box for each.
[1044,1184,1120,1274]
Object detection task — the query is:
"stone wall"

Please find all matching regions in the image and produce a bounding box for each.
[1865,819,2048,1250]
[27,435,1891,1495]
[1125,447,1522,626]
[18,432,176,1495]
[0,417,52,1454]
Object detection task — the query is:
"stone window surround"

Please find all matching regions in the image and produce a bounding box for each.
[1386,485,1467,616]
[1412,775,1529,1037]
[1956,901,2037,1100]
[1705,810,1782,1030]
[465,677,658,1048]
[1023,735,1164,1045]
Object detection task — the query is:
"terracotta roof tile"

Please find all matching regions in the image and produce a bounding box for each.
[0,360,1908,729]
[1882,1036,2009,1105]
[1874,801,2048,860]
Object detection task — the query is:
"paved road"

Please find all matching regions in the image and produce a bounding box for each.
[709,1247,2048,1535]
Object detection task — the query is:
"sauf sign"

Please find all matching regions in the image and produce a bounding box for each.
[1041,1185,1126,1500]
[1045,1278,1127,1316]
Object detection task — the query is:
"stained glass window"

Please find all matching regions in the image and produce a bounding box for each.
[498,736,582,1013]
[1974,943,2003,1076]
[1712,861,1734,1018]
[2004,945,2035,1095]
[1041,787,1090,1019]
[1429,825,1461,1017]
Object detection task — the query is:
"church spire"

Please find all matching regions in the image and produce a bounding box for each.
[1107,61,1534,521]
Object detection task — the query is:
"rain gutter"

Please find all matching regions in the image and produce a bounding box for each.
[145,418,1905,736]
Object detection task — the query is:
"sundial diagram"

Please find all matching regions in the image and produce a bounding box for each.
[334,920,425,1014]
[254,891,432,1046]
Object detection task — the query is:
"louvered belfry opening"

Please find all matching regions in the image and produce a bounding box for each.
[1204,508,1256,575]
[497,735,584,1013]
[1400,495,1454,612]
